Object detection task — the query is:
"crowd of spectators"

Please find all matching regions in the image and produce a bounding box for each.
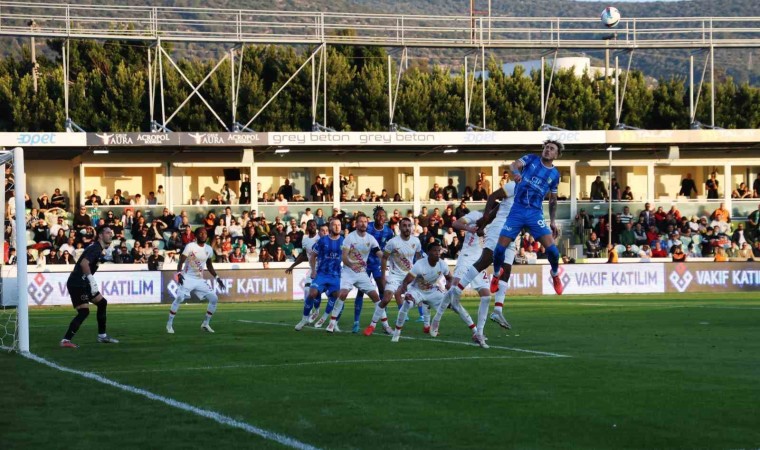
[576,201,760,262]
[589,172,760,201]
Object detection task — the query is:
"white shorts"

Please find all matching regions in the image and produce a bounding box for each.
[384,273,407,294]
[406,287,444,309]
[340,267,377,294]
[454,262,490,292]
[484,215,508,249]
[177,276,215,301]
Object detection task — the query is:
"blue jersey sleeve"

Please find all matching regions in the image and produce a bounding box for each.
[550,168,560,194]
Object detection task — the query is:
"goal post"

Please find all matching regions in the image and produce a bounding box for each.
[0,147,29,353]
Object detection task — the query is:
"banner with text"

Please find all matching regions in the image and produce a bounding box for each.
[666,262,760,293]
[26,271,162,306]
[541,263,666,295]
[161,269,292,303]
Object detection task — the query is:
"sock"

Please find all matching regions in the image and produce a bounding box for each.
[324,294,337,315]
[354,294,364,323]
[369,303,384,327]
[204,296,218,324]
[396,300,413,328]
[96,299,108,335]
[458,265,480,290]
[451,297,475,329]
[493,243,507,273]
[168,294,185,324]
[433,291,452,325]
[313,293,323,310]
[477,295,490,336]
[63,308,89,340]
[422,305,431,327]
[331,299,345,321]
[303,296,314,318]
[418,305,425,319]
[494,280,508,312]
[380,315,390,330]
[546,244,561,275]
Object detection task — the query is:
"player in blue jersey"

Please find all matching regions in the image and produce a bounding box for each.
[493,140,564,295]
[351,206,395,332]
[295,218,344,331]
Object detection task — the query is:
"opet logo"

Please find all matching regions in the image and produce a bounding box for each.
[16,133,56,145]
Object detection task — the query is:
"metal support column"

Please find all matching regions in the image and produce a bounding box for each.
[647,164,655,205]
[412,165,421,216]
[569,162,577,219]
[710,45,715,128]
[724,164,732,216]
[332,165,341,211]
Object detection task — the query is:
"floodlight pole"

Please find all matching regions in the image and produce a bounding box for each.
[13,147,29,353]
[606,146,621,247]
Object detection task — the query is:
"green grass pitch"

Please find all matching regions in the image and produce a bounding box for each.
[4,293,760,449]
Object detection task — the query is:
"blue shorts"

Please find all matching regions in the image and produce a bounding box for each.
[366,263,383,280]
[311,274,340,296]
[500,207,552,240]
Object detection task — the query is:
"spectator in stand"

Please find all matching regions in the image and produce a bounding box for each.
[114,245,134,264]
[84,194,100,206]
[154,185,165,204]
[130,193,145,206]
[654,206,667,230]
[218,207,235,228]
[672,245,686,262]
[651,241,668,258]
[59,237,76,256]
[417,207,430,229]
[51,188,66,209]
[281,235,295,259]
[732,182,753,199]
[147,248,164,271]
[210,194,224,205]
[442,227,456,247]
[590,176,608,200]
[428,183,442,200]
[455,200,470,218]
[274,193,288,206]
[300,208,314,226]
[50,216,69,238]
[391,193,401,202]
[621,186,634,201]
[606,244,618,263]
[633,223,648,246]
[277,179,294,202]
[166,231,182,252]
[158,208,175,231]
[441,206,455,229]
[639,203,655,228]
[478,172,491,193]
[238,175,251,205]
[462,186,473,201]
[220,183,236,204]
[73,207,91,231]
[622,245,637,258]
[412,218,423,237]
[197,195,209,205]
[731,223,748,246]
[686,243,700,258]
[586,231,602,257]
[272,246,286,262]
[752,174,760,198]
[258,248,273,268]
[752,241,760,258]
[666,232,682,253]
[229,246,246,263]
[379,189,390,202]
[595,216,610,245]
[714,247,728,262]
[610,177,621,201]
[428,208,443,236]
[620,206,633,225]
[710,213,730,234]
[679,173,699,198]
[59,250,75,265]
[619,223,636,246]
[52,228,67,248]
[180,222,196,244]
[514,248,529,265]
[705,172,720,199]
[311,208,324,227]
[471,180,488,201]
[146,192,157,205]
[37,193,52,210]
[90,189,102,205]
[639,245,652,260]
[310,178,326,202]
[443,179,458,201]
[737,242,753,260]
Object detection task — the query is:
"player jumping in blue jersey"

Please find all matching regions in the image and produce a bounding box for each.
[351,206,395,332]
[493,140,565,295]
[295,218,344,331]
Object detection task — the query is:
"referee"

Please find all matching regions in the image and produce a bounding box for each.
[60,226,120,348]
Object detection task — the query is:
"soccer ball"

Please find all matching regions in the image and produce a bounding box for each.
[600,7,621,28]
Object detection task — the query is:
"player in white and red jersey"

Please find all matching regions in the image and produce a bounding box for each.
[391,241,451,342]
[431,210,491,348]
[441,179,517,332]
[166,227,225,334]
[363,217,422,336]
[325,213,383,333]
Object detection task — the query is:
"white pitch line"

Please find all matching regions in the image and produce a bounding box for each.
[238,320,572,358]
[22,352,321,450]
[94,355,539,375]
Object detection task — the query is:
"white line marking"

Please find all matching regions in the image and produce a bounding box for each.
[238,320,572,358]
[95,355,540,375]
[22,352,321,450]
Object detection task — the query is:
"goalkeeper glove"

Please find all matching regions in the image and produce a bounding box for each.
[176,272,185,285]
[85,274,99,296]
[215,276,224,290]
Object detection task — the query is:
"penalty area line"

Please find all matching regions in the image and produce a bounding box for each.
[238,320,572,358]
[21,352,322,450]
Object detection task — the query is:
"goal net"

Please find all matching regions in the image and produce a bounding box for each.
[0,147,29,353]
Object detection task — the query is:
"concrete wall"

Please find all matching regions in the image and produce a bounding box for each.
[83,167,164,203]
[25,160,74,206]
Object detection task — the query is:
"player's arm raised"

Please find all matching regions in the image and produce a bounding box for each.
[454,215,478,234]
[205,256,225,290]
[509,158,526,183]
